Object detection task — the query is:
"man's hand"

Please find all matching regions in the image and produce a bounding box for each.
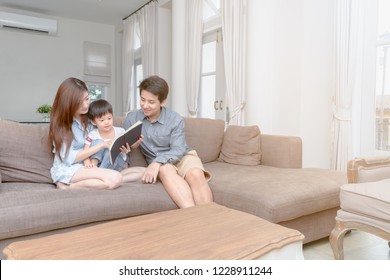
[131,135,144,149]
[142,162,161,184]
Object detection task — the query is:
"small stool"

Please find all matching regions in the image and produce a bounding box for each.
[330,178,390,259]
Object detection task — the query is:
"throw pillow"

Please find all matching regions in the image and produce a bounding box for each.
[218,125,261,165]
[185,118,225,163]
[0,120,54,183]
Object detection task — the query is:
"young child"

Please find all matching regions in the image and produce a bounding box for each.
[84,99,145,182]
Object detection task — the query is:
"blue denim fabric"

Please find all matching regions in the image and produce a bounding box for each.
[90,139,127,171]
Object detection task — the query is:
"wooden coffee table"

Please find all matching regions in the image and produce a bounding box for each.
[3,203,304,260]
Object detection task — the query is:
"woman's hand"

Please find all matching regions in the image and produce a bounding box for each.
[84,158,97,168]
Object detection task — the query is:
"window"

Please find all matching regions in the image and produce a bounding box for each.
[200,31,225,119]
[88,84,106,101]
[199,0,225,120]
[375,0,390,151]
[133,58,143,110]
[203,0,220,21]
[83,42,111,101]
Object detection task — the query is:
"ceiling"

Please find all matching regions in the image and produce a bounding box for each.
[0,0,151,25]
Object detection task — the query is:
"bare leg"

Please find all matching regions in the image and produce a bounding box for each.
[121,166,146,183]
[59,179,109,190]
[68,167,123,190]
[158,164,195,208]
[56,182,70,190]
[185,168,213,205]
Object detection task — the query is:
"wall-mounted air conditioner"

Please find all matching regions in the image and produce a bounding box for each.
[0,11,57,35]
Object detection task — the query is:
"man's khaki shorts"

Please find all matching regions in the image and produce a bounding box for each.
[175,150,211,181]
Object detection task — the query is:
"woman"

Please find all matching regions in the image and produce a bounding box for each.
[49,77,122,190]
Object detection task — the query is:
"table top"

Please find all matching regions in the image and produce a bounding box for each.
[3,203,304,260]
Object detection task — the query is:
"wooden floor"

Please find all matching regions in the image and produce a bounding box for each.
[303,230,390,260]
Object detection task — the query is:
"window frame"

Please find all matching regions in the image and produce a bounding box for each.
[199,0,225,120]
[357,0,390,157]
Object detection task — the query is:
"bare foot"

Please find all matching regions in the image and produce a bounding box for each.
[56,182,70,190]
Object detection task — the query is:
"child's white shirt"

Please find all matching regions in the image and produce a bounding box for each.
[85,126,127,160]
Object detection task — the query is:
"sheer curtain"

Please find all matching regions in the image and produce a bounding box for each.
[122,0,157,113]
[221,0,247,125]
[185,0,203,117]
[331,0,366,171]
[122,16,137,113]
[138,0,158,78]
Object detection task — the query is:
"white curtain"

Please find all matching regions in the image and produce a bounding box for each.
[122,16,137,113]
[221,0,247,125]
[122,0,157,113]
[331,0,366,171]
[185,0,203,117]
[138,0,158,78]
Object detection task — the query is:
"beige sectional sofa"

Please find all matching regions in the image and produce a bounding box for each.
[0,117,347,259]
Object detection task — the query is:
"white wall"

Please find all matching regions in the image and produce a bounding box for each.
[246,0,335,168]
[300,0,335,168]
[0,9,115,122]
[158,1,173,108]
[171,0,187,116]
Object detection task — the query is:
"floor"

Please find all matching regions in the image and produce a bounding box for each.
[303,230,390,260]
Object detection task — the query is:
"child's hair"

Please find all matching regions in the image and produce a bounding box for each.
[88,99,113,120]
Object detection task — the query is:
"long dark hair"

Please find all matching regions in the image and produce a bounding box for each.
[49,77,89,161]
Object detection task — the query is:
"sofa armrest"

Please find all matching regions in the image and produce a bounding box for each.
[260,134,302,168]
[348,156,390,183]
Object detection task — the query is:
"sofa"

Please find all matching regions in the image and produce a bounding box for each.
[0,117,347,259]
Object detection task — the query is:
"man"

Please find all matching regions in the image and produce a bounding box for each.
[124,75,213,208]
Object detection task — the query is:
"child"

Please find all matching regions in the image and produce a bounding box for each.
[84,99,145,182]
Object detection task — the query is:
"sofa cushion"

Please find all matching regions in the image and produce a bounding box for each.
[184,118,225,163]
[219,125,261,165]
[0,120,53,183]
[0,182,177,240]
[206,161,347,223]
[340,179,390,221]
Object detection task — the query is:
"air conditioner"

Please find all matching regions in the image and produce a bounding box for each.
[0,11,57,35]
